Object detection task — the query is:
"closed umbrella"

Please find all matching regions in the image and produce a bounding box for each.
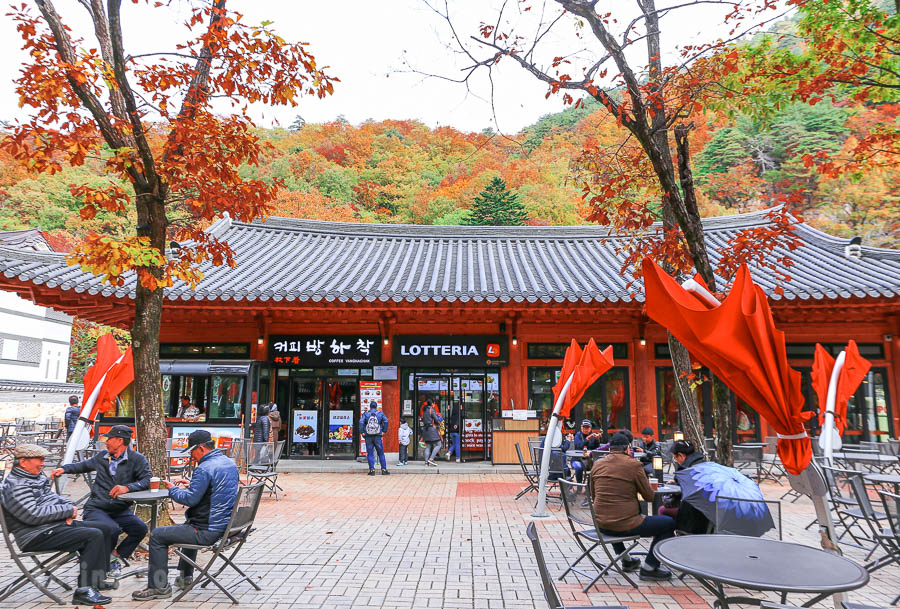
[675,461,775,537]
[812,341,871,455]
[641,259,813,476]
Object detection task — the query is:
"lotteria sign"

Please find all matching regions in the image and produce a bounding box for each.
[394,335,508,367]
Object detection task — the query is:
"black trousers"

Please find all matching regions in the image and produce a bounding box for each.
[22,522,106,588]
[148,524,222,590]
[83,508,148,560]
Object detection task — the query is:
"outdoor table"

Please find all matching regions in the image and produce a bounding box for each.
[119,489,170,531]
[655,535,869,609]
[650,483,681,514]
[863,472,900,494]
[835,452,899,473]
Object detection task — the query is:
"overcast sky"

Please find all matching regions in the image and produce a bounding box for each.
[0,1,789,135]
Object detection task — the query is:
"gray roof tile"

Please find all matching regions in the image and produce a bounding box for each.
[2,209,899,305]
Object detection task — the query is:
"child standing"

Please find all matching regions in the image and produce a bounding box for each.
[397,416,412,466]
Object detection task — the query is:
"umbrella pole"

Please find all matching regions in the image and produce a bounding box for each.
[821,351,846,464]
[532,371,574,518]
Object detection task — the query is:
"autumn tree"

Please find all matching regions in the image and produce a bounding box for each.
[4,1,334,486]
[422,0,806,461]
[465,176,529,225]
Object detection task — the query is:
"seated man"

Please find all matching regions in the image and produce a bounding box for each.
[638,427,662,476]
[590,432,676,581]
[1,444,112,605]
[133,430,239,600]
[572,419,601,484]
[51,424,151,577]
[658,440,711,534]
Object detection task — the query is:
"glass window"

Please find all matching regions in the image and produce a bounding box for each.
[734,398,761,443]
[784,343,884,360]
[528,367,558,432]
[655,367,707,440]
[115,384,135,418]
[209,375,244,419]
[173,376,208,422]
[528,366,629,435]
[846,368,894,443]
[527,342,628,360]
[159,343,250,358]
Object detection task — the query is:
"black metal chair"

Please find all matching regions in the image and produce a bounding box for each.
[876,489,900,605]
[558,480,603,583]
[582,485,643,590]
[525,521,628,609]
[0,496,78,605]
[824,464,888,554]
[171,483,265,603]
[514,442,540,500]
[247,440,285,500]
[532,447,565,508]
[732,445,763,482]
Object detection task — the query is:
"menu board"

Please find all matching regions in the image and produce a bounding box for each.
[170,426,241,453]
[328,410,354,443]
[292,410,318,443]
[360,380,383,410]
[462,418,484,449]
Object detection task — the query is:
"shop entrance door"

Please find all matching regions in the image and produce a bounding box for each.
[287,376,359,458]
[454,375,488,461]
[412,372,488,462]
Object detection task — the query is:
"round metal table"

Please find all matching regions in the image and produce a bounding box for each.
[119,489,170,531]
[655,535,869,608]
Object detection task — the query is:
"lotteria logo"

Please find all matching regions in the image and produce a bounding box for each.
[486,344,500,357]
[400,344,479,357]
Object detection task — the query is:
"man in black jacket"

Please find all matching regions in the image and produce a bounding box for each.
[52,424,151,577]
[1,444,112,605]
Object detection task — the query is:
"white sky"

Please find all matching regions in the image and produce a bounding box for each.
[0,1,791,135]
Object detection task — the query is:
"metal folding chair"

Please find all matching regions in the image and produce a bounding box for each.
[532,447,565,508]
[0,498,78,605]
[844,475,896,572]
[247,440,285,500]
[877,490,900,605]
[583,485,643,590]
[171,483,265,603]
[514,442,539,500]
[525,521,628,609]
[732,445,763,482]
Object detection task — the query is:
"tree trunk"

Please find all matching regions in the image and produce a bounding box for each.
[131,191,170,523]
[712,376,734,466]
[668,333,705,453]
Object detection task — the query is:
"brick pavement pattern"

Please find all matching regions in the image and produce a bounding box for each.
[0,473,896,609]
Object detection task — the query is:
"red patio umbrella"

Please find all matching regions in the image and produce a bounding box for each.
[641,259,813,475]
[812,340,871,438]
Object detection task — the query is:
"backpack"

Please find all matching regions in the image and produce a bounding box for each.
[365,412,382,435]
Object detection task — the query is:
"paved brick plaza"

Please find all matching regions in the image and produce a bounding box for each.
[0,473,896,609]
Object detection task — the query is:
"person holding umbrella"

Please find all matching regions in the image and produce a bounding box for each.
[591,432,676,581]
[657,440,711,534]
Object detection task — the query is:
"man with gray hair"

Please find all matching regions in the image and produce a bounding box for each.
[0,444,112,605]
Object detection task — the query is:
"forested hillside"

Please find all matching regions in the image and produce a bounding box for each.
[2,96,896,247]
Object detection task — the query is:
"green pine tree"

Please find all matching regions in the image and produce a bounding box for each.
[464,177,529,226]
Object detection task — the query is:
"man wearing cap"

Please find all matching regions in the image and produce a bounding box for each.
[590,432,676,581]
[51,424,151,577]
[1,444,113,605]
[572,419,602,484]
[133,429,239,600]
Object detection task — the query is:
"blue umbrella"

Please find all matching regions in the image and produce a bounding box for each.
[674,461,775,537]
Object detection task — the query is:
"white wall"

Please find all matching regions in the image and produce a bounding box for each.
[0,291,73,383]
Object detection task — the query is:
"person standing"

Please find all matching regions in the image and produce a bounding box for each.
[132,430,239,600]
[397,417,412,466]
[421,401,443,466]
[51,425,151,577]
[590,432,675,581]
[64,395,81,440]
[2,444,113,605]
[267,403,282,443]
[360,401,389,476]
[252,405,271,442]
[445,401,461,462]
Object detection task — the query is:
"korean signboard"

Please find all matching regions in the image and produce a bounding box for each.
[292,410,318,443]
[393,335,509,367]
[269,335,381,367]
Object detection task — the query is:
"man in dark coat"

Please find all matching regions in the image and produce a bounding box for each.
[52,424,151,577]
[361,401,389,475]
[64,395,81,439]
[638,427,662,476]
[3,444,113,605]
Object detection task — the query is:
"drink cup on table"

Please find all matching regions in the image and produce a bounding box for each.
[149,477,160,492]
[650,480,659,492]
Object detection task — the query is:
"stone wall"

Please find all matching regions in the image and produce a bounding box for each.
[0,391,78,423]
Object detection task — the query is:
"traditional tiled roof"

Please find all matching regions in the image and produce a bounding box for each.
[0,228,53,252]
[1,209,898,305]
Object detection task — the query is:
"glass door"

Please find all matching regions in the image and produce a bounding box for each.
[289,377,322,457]
[455,375,487,461]
[414,374,449,461]
[846,368,893,443]
[324,377,358,458]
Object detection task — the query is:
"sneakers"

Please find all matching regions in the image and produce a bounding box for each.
[175,574,194,590]
[132,585,173,600]
[73,587,112,605]
[639,565,672,581]
[396,462,405,467]
[446,452,451,461]
[381,469,390,475]
[368,469,376,476]
[427,459,437,467]
[107,557,122,578]
[621,557,641,572]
